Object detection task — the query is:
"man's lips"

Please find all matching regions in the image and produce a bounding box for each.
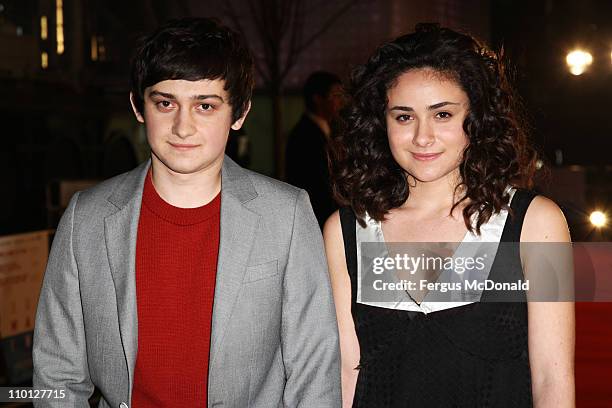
[411,152,442,161]
[169,142,200,150]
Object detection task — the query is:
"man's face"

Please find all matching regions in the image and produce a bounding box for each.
[316,83,345,122]
[131,79,248,177]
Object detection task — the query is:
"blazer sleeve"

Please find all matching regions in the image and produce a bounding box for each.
[33,192,94,407]
[281,189,342,407]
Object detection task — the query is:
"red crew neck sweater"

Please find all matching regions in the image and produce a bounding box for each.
[132,171,220,407]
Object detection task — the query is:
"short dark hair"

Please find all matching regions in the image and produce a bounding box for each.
[303,71,341,112]
[130,17,254,123]
[330,23,537,233]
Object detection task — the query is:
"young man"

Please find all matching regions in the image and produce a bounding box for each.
[33,18,341,408]
[285,71,344,228]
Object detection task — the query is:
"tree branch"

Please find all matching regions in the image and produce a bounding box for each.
[224,0,271,84]
[294,0,355,56]
[280,0,304,81]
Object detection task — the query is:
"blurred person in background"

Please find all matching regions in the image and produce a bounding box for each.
[286,71,345,228]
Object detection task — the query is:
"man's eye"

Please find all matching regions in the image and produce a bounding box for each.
[157,101,172,109]
[200,103,213,111]
[436,111,452,119]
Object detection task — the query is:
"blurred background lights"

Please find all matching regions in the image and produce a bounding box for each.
[566,50,593,75]
[41,16,48,40]
[56,0,64,54]
[535,159,544,169]
[589,210,607,228]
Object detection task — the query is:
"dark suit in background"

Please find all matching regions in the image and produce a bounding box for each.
[286,114,335,228]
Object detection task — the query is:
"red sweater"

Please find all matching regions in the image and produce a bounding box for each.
[132,171,220,407]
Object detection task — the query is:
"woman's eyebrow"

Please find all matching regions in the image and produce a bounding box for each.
[389,105,414,112]
[427,101,460,110]
[388,101,461,112]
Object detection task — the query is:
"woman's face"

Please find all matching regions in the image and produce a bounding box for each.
[385,68,469,185]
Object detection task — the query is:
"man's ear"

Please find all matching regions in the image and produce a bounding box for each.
[231,101,252,130]
[129,92,145,123]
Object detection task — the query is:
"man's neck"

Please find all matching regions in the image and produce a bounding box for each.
[150,157,222,208]
[306,111,331,138]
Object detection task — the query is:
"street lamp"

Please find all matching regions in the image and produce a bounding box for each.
[566,49,593,75]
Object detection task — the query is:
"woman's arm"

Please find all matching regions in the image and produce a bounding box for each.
[324,211,361,408]
[521,196,575,408]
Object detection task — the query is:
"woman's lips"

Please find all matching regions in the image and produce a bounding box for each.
[411,152,442,161]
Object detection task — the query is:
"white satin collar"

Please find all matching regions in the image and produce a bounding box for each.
[355,188,516,314]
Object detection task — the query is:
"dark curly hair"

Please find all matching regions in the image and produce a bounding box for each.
[130,17,254,123]
[330,23,538,233]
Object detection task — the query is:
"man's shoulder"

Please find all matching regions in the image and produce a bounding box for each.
[239,167,319,239]
[242,167,303,204]
[78,172,127,198]
[288,114,322,140]
[72,163,147,212]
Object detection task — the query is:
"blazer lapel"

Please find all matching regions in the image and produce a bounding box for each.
[102,157,259,395]
[104,160,149,398]
[209,157,260,366]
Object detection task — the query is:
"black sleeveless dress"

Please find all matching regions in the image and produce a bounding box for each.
[339,190,536,407]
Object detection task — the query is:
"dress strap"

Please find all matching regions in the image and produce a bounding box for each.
[339,207,358,302]
[500,189,538,242]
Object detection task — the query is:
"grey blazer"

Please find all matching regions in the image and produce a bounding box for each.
[33,156,341,407]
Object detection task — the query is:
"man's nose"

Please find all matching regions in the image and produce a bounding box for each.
[172,108,197,139]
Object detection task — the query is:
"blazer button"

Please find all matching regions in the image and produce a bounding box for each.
[119,403,128,408]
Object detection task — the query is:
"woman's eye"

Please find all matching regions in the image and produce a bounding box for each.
[396,114,412,122]
[436,111,452,119]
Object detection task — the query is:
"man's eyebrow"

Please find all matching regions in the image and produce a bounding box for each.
[148,91,225,103]
[388,101,460,111]
[148,91,175,99]
[192,94,224,103]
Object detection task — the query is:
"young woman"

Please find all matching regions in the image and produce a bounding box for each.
[324,24,574,407]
